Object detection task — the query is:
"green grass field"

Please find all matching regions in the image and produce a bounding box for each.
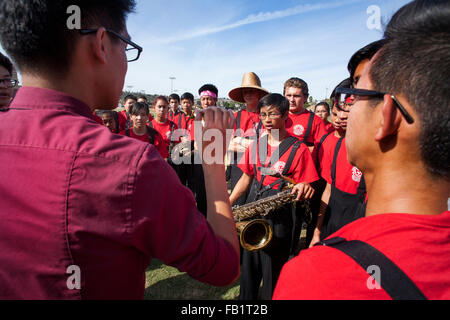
[144,259,241,300]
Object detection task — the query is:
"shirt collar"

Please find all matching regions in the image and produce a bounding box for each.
[11,86,94,119]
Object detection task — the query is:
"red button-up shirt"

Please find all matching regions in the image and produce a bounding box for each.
[0,87,238,300]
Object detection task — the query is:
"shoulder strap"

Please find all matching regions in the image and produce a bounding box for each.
[331,137,344,183]
[282,139,302,176]
[125,128,130,137]
[148,121,154,129]
[236,110,242,133]
[315,132,333,168]
[316,237,427,300]
[147,126,159,145]
[302,111,315,146]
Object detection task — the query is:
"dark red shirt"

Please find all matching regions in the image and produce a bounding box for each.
[274,211,450,300]
[0,87,239,299]
[238,134,319,188]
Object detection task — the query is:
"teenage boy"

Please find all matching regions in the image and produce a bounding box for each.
[227,72,269,206]
[0,0,239,299]
[188,84,221,216]
[230,93,318,300]
[101,110,119,133]
[274,0,450,300]
[0,52,15,108]
[118,94,137,131]
[120,102,168,159]
[150,96,179,157]
[309,80,367,246]
[168,93,181,121]
[284,77,328,152]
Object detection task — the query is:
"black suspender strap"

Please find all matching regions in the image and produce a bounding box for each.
[315,132,333,168]
[236,110,242,136]
[125,128,130,137]
[331,137,344,183]
[316,237,427,300]
[302,111,315,146]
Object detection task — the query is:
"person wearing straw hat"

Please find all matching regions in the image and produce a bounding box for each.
[227,72,269,206]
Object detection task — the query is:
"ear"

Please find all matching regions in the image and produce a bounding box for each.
[92,27,108,64]
[374,94,402,141]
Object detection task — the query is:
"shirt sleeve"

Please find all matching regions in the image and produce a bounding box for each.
[154,133,169,159]
[129,146,239,286]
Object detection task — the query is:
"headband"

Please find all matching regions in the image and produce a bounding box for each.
[200,90,217,99]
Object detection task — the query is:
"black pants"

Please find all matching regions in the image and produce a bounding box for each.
[239,235,291,300]
[187,163,207,217]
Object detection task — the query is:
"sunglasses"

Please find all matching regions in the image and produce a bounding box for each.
[335,87,414,124]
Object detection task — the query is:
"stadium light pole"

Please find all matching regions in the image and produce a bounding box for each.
[169,77,176,93]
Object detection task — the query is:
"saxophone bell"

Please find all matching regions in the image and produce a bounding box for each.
[236,219,273,251]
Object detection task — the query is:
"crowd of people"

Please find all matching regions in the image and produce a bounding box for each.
[0,0,448,300]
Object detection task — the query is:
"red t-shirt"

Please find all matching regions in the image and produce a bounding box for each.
[173,113,194,138]
[324,121,334,134]
[238,134,319,189]
[316,135,362,194]
[92,112,103,125]
[118,110,154,131]
[234,109,262,138]
[286,110,328,146]
[273,211,450,300]
[119,128,169,159]
[150,119,179,148]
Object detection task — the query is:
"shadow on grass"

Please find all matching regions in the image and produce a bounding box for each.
[145,259,240,300]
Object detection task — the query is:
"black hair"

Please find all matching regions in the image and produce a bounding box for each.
[257,93,289,116]
[315,101,330,114]
[0,0,136,78]
[123,94,137,103]
[181,92,194,102]
[198,84,218,97]
[130,102,149,116]
[347,40,386,82]
[137,95,147,101]
[370,0,450,179]
[330,78,352,108]
[168,93,180,102]
[0,52,13,75]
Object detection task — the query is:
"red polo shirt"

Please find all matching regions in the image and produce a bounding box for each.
[0,87,239,300]
[233,109,261,138]
[119,127,169,159]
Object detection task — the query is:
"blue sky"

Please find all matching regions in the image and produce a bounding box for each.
[2,0,411,101]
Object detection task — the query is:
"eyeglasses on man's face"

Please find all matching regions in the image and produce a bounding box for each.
[0,78,18,88]
[79,28,143,62]
[335,87,414,124]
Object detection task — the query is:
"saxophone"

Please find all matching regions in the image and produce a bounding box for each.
[233,186,312,251]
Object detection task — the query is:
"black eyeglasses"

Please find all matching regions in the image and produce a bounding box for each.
[0,78,18,88]
[79,28,143,62]
[335,87,414,124]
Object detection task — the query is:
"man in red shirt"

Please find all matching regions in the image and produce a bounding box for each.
[117,94,137,131]
[274,0,450,300]
[230,93,317,300]
[283,77,328,151]
[0,0,239,299]
[149,96,179,157]
[227,72,269,206]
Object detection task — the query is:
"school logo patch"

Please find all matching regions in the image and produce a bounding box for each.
[352,167,362,182]
[293,124,305,136]
[272,161,286,175]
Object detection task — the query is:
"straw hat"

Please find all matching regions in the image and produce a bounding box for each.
[228,72,269,103]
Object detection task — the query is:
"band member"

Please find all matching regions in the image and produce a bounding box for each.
[310,80,367,246]
[314,102,334,134]
[150,96,179,157]
[120,102,169,159]
[168,93,181,121]
[230,93,318,300]
[118,94,137,131]
[0,52,15,108]
[101,110,119,133]
[227,72,269,206]
[274,0,450,300]
[284,77,328,152]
